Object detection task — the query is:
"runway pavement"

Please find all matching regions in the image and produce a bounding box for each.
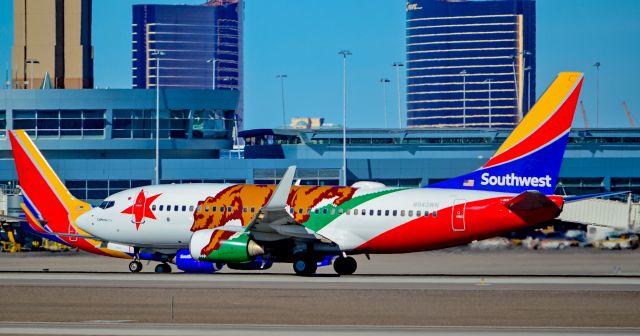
[1,249,639,334]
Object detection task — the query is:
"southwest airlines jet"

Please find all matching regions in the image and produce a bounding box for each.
[8,72,583,276]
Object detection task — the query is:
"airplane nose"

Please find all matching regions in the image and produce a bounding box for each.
[76,211,95,234]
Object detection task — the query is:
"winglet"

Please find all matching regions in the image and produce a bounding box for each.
[263,166,296,210]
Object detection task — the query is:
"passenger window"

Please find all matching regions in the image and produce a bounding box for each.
[314,209,320,214]
[243,207,247,213]
[189,206,194,212]
[338,208,344,214]
[408,210,413,216]
[289,208,294,214]
[212,206,216,212]
[361,209,366,216]
[197,206,202,212]
[377,210,382,216]
[174,205,179,211]
[159,205,164,211]
[220,206,224,212]
[322,208,328,215]
[432,211,437,218]
[167,205,171,212]
[385,210,389,216]
[392,210,397,216]
[346,209,351,215]
[353,209,358,216]
[298,208,303,214]
[416,210,421,217]
[369,210,374,216]
[401,210,405,216]
[228,206,232,212]
[251,207,255,213]
[152,205,156,211]
[331,208,336,215]
[182,205,186,212]
[307,208,311,214]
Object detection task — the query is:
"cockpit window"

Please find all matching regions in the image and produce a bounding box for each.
[98,201,115,209]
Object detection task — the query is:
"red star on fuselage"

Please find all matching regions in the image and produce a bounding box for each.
[121,189,162,230]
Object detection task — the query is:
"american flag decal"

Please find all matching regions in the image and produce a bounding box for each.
[463,179,474,187]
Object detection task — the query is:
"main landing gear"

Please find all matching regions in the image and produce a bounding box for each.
[154,263,172,273]
[292,254,317,276]
[333,256,357,276]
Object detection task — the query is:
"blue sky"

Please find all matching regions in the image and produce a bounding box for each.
[1,0,639,129]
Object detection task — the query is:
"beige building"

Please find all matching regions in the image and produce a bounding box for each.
[12,0,93,89]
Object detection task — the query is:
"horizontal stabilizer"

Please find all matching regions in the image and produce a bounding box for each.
[503,190,557,212]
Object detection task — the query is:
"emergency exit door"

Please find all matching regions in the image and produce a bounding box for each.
[451,199,466,232]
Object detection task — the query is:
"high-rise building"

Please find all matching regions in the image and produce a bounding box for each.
[12,0,94,89]
[406,0,535,128]
[131,1,241,91]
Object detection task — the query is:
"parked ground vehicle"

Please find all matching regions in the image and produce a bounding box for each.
[599,232,639,250]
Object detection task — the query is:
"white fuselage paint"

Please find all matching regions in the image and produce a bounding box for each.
[77,183,513,251]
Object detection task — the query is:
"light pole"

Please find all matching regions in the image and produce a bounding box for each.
[483,78,492,128]
[460,70,467,128]
[594,62,601,128]
[338,50,352,186]
[392,62,404,128]
[206,58,216,90]
[524,66,532,112]
[25,59,39,89]
[380,78,390,128]
[152,50,165,185]
[511,56,519,121]
[276,74,288,128]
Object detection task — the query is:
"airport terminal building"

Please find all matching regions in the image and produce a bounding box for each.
[1,88,639,204]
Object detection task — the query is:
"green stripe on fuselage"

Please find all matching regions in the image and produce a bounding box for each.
[303,188,407,232]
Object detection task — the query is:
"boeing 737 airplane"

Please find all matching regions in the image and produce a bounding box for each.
[9,72,584,276]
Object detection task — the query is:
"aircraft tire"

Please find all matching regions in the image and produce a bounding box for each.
[129,261,143,273]
[155,263,172,273]
[333,256,357,275]
[292,256,317,276]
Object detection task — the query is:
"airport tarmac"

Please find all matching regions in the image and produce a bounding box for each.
[1,249,639,335]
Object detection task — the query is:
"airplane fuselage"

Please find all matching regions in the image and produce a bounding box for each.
[78,183,563,255]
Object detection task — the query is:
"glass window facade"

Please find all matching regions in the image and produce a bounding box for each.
[0,110,6,139]
[132,3,240,91]
[66,179,153,200]
[12,109,106,138]
[406,0,535,128]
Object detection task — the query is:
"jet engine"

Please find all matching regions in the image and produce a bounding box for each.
[174,249,223,273]
[190,228,264,263]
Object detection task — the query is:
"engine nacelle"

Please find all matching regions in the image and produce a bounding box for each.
[174,249,223,273]
[190,229,264,263]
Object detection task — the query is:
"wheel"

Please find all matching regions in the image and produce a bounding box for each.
[558,243,566,250]
[155,263,172,273]
[292,256,317,276]
[333,256,357,275]
[129,260,143,273]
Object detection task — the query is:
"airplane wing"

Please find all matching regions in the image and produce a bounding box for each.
[245,166,328,242]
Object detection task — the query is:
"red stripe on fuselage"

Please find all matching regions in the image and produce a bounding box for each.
[354,196,563,254]
[9,133,108,256]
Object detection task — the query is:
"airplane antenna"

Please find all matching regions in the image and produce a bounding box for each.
[622,101,637,128]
